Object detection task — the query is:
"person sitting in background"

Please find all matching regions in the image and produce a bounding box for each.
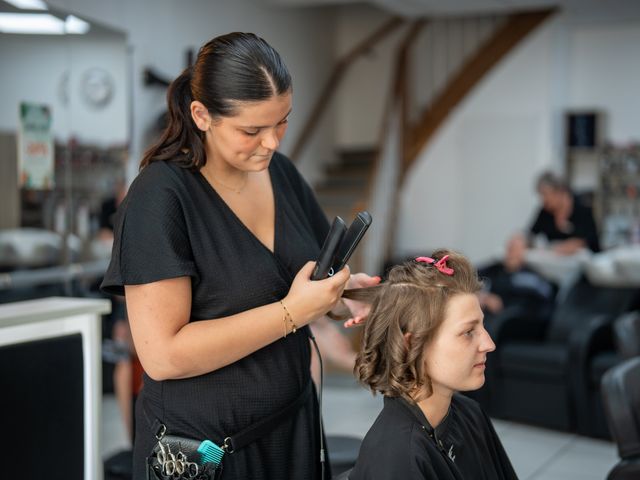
[346,251,518,479]
[98,178,127,241]
[478,232,556,321]
[529,171,600,254]
[96,178,135,442]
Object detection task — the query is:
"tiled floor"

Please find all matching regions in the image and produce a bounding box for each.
[102,374,619,479]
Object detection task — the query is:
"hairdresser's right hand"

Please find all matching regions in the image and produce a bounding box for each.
[284,261,350,326]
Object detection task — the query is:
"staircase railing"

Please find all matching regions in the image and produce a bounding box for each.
[289,16,404,162]
[369,9,556,272]
[405,9,557,172]
[292,8,556,274]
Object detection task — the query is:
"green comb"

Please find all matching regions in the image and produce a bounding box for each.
[197,439,224,466]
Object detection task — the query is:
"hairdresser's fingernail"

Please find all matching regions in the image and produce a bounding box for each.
[374,276,381,283]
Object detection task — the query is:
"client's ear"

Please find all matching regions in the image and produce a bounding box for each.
[403,332,413,350]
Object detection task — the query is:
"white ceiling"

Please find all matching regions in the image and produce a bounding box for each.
[265,0,640,20]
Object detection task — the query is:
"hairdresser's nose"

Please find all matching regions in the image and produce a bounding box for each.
[479,327,496,353]
[261,129,280,151]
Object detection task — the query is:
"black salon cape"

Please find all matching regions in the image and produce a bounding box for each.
[101,153,330,480]
[350,394,518,480]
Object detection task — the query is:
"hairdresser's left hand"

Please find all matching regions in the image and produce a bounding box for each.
[342,273,381,328]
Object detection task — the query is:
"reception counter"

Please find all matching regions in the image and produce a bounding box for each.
[0,297,110,480]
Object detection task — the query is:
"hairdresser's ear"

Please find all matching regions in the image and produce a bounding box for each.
[190,101,211,132]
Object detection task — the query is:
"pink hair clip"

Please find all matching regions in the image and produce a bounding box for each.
[415,255,455,276]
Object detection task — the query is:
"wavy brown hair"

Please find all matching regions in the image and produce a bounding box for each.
[346,250,482,402]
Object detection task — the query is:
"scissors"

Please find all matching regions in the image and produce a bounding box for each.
[157,441,199,479]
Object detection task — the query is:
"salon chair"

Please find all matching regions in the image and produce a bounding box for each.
[601,357,640,480]
[327,434,362,475]
[104,450,133,480]
[487,274,638,431]
[333,467,353,480]
[575,311,640,438]
[614,311,640,359]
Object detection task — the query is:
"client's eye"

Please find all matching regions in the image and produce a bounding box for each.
[464,329,475,337]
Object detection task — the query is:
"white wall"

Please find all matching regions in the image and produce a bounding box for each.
[46,0,337,183]
[363,105,401,274]
[396,12,640,264]
[334,5,404,148]
[567,22,640,145]
[0,33,128,146]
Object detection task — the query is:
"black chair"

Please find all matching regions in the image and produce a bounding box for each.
[486,274,638,431]
[601,357,640,480]
[104,450,133,480]
[333,468,352,480]
[615,311,640,359]
[576,311,640,438]
[327,435,362,476]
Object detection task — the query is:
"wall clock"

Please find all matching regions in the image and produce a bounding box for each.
[81,67,114,108]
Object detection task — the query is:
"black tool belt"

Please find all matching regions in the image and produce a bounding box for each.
[143,380,313,479]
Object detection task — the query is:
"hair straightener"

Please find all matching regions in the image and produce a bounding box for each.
[311,216,347,280]
[311,211,372,280]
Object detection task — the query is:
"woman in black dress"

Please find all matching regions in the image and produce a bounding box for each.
[102,32,376,480]
[346,251,518,479]
[529,171,600,254]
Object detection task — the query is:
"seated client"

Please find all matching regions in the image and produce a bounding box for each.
[347,250,518,480]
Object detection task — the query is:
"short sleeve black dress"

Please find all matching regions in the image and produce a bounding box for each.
[529,196,600,252]
[101,152,330,480]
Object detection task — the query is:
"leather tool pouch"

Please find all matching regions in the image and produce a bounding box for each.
[146,434,223,480]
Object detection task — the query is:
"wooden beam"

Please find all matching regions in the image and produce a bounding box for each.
[404,8,557,173]
[289,17,404,161]
[382,20,427,263]
[397,20,428,170]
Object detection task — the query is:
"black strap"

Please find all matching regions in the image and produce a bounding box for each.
[141,400,166,440]
[143,380,313,454]
[222,380,312,453]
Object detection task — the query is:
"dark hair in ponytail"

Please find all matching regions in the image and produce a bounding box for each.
[140,32,292,170]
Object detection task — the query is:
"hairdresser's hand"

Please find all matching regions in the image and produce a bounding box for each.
[284,261,351,326]
[343,273,381,328]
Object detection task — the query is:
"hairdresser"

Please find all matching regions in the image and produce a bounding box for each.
[102,32,377,480]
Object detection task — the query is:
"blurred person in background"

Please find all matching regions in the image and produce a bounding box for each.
[529,171,600,254]
[478,232,556,322]
[98,178,127,241]
[97,178,135,442]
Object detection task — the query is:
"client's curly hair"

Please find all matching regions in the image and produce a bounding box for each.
[345,249,482,402]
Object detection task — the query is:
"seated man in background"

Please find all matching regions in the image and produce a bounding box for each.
[529,171,600,254]
[478,232,556,321]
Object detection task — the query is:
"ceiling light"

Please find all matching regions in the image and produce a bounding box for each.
[65,15,90,34]
[4,0,48,10]
[0,13,64,34]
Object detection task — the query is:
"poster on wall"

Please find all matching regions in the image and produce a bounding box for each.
[17,101,54,189]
